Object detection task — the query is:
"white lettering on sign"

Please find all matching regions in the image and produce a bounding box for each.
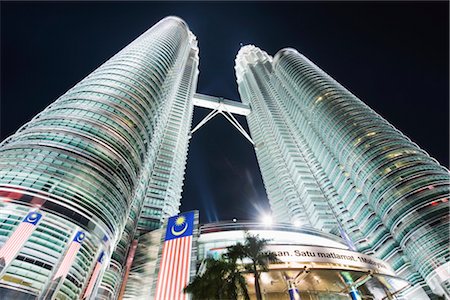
[266,245,395,276]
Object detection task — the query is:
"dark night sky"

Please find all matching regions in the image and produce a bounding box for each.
[1,2,448,224]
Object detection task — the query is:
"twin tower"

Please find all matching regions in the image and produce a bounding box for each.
[0,16,448,299]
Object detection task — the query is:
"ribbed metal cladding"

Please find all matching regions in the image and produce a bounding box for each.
[235,46,338,233]
[236,45,449,298]
[0,16,197,299]
[0,16,190,244]
[138,42,199,232]
[263,47,425,294]
[271,48,450,297]
[96,29,199,300]
[0,203,99,299]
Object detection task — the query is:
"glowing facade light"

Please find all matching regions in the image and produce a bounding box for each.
[262,215,273,226]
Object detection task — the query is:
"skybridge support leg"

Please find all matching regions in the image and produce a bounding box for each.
[190,93,254,145]
[220,111,254,145]
[190,109,219,135]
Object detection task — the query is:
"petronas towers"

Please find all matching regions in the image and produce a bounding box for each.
[0,16,448,299]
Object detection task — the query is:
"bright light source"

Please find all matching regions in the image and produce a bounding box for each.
[232,218,237,223]
[293,220,302,227]
[262,215,272,226]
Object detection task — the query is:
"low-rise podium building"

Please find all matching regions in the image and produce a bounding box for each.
[123,221,410,300]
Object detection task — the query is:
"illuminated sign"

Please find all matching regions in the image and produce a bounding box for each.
[208,245,395,276]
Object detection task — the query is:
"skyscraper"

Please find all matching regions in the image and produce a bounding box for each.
[1,14,448,300]
[235,45,449,298]
[0,16,198,299]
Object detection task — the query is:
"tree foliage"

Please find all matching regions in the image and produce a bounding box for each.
[184,257,249,300]
[184,233,278,300]
[226,234,279,300]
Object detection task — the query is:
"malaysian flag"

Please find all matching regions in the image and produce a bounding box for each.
[82,251,105,299]
[0,211,42,268]
[154,211,196,300]
[53,231,85,280]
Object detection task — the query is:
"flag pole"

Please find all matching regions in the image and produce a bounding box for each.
[117,239,138,300]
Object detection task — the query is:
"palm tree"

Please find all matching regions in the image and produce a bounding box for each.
[227,234,279,300]
[223,248,250,300]
[184,256,250,299]
[184,258,226,299]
